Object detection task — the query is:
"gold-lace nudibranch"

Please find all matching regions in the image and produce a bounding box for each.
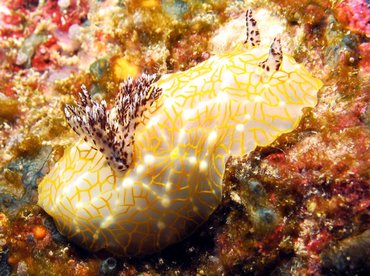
[38,10,323,256]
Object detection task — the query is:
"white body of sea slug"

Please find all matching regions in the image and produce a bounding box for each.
[38,10,323,255]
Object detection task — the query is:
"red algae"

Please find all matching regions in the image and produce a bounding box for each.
[41,0,89,33]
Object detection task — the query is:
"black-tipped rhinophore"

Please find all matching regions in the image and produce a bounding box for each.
[244,9,261,47]
[258,37,283,73]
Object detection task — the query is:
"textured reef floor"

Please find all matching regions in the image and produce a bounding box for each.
[0,0,369,275]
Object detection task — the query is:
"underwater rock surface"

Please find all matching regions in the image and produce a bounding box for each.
[0,0,369,274]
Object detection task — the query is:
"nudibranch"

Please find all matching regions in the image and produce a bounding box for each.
[38,10,323,255]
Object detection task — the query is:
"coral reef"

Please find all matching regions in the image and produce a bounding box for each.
[0,0,368,274]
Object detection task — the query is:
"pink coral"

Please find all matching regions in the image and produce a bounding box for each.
[336,0,370,37]
[359,42,370,73]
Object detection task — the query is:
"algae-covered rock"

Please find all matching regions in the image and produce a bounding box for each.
[0,94,19,122]
[0,248,12,276]
[321,230,370,274]
[16,33,48,68]
[8,134,42,158]
[1,146,52,216]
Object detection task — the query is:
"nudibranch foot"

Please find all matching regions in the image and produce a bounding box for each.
[64,74,162,175]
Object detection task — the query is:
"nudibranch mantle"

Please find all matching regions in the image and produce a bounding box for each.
[38,16,322,256]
